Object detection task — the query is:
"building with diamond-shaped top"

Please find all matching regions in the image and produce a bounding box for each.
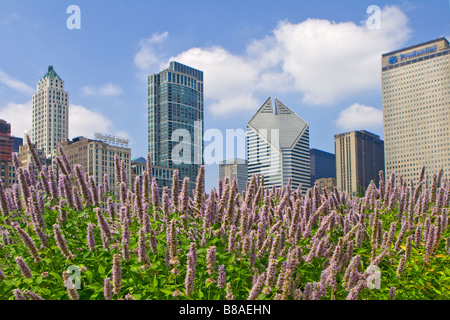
[247,97,310,193]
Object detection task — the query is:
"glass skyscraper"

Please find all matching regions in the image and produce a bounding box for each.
[148,61,204,191]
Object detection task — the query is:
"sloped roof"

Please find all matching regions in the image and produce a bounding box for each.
[43,65,62,81]
[248,97,308,150]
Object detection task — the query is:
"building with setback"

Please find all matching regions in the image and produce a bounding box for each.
[247,97,310,193]
[32,66,69,159]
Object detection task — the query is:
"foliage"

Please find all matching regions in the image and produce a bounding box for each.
[1,145,450,300]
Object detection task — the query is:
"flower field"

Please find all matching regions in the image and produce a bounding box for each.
[1,142,450,300]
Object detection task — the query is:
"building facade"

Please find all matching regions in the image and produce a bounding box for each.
[310,148,336,186]
[0,120,13,162]
[247,97,310,193]
[59,136,131,193]
[148,61,204,192]
[316,177,337,191]
[219,158,248,193]
[32,66,69,159]
[382,37,450,182]
[335,130,385,196]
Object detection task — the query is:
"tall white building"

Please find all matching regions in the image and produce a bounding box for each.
[382,37,450,182]
[32,66,69,159]
[247,97,310,193]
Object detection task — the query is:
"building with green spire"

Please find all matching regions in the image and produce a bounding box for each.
[31,65,69,159]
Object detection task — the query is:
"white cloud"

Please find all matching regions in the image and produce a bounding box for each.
[69,104,114,139]
[335,103,383,130]
[135,5,411,117]
[134,32,169,71]
[81,82,123,96]
[0,99,128,143]
[0,70,34,95]
[0,100,32,138]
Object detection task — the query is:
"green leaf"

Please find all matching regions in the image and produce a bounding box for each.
[98,265,105,275]
[159,288,173,295]
[35,276,43,285]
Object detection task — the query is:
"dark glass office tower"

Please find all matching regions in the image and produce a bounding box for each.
[148,61,204,192]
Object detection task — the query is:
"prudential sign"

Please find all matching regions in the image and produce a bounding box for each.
[389,45,437,64]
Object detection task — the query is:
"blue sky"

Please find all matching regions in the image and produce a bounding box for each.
[0,0,449,192]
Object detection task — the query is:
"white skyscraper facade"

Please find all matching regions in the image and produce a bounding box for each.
[382,38,450,182]
[32,66,69,158]
[247,98,310,193]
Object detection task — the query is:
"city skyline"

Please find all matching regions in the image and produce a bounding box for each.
[0,0,449,191]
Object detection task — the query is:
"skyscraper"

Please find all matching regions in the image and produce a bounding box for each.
[310,148,336,186]
[219,158,248,193]
[0,120,13,162]
[32,66,69,159]
[148,61,204,191]
[247,97,310,193]
[382,37,450,182]
[334,130,384,196]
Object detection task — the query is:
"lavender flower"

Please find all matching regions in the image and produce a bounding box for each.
[397,255,406,277]
[217,265,226,289]
[0,269,5,281]
[23,289,45,300]
[15,256,32,279]
[112,254,122,295]
[121,216,130,261]
[302,282,313,300]
[63,271,79,300]
[53,224,74,260]
[104,277,112,300]
[138,227,148,263]
[151,178,160,208]
[184,267,196,296]
[206,246,216,275]
[247,273,266,300]
[389,287,396,300]
[87,223,96,251]
[95,208,113,243]
[13,288,25,300]
[15,226,41,262]
[226,282,234,300]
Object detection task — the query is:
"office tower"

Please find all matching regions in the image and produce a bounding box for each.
[13,137,23,154]
[310,148,336,186]
[0,120,13,161]
[32,66,69,159]
[382,37,450,182]
[59,135,131,194]
[247,97,310,193]
[334,130,385,196]
[148,61,204,192]
[0,120,15,188]
[219,158,248,193]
